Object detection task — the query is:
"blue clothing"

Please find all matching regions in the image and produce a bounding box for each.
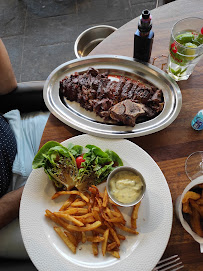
[0,116,17,196]
[1,110,49,194]
[0,110,49,259]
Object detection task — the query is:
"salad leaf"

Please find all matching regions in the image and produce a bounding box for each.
[67,143,83,157]
[32,141,78,190]
[85,145,109,158]
[32,142,123,192]
[32,141,62,168]
[105,150,123,166]
[75,145,123,191]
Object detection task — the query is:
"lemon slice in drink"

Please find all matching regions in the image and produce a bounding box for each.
[185,42,197,61]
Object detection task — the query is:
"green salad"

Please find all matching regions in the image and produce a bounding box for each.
[32,141,123,191]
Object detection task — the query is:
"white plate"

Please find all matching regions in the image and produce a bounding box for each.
[20,134,173,271]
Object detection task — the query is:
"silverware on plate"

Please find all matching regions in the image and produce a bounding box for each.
[153,255,184,271]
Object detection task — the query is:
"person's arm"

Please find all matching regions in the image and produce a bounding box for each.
[0,39,17,95]
[0,186,24,229]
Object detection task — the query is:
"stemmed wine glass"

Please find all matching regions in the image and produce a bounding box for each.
[185,151,203,181]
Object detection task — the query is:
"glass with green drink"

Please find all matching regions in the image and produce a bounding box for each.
[167,17,203,81]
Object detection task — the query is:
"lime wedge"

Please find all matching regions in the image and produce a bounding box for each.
[184,42,197,60]
[176,33,194,44]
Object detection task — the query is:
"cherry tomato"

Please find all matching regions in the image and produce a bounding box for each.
[76,155,85,168]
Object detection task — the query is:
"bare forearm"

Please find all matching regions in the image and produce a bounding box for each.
[0,186,24,229]
[0,39,17,95]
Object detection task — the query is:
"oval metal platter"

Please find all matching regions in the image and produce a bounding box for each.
[43,55,182,138]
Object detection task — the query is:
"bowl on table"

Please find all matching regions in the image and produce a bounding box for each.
[74,25,117,58]
[176,177,203,252]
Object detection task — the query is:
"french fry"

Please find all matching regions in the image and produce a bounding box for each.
[182,191,200,203]
[46,185,142,258]
[95,197,103,209]
[102,187,108,208]
[102,209,124,223]
[92,209,103,222]
[54,213,84,226]
[108,250,120,258]
[54,226,76,254]
[190,207,203,237]
[104,221,120,246]
[61,208,89,215]
[64,231,78,247]
[181,186,203,239]
[73,213,94,220]
[196,198,203,205]
[99,191,118,205]
[117,233,126,240]
[81,232,86,243]
[93,228,105,235]
[71,200,87,207]
[89,185,98,195]
[115,223,139,235]
[190,199,203,217]
[102,229,109,256]
[60,221,102,232]
[75,231,82,245]
[59,194,76,211]
[46,210,73,229]
[182,201,192,214]
[86,236,105,242]
[131,202,141,229]
[45,209,61,224]
[107,241,117,251]
[52,191,89,202]
[92,232,98,256]
[112,205,126,223]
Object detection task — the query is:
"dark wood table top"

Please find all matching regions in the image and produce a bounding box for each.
[40,0,203,269]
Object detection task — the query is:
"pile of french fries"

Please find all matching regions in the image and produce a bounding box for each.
[45,185,141,258]
[182,183,203,237]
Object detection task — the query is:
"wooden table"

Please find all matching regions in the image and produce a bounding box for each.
[40,0,203,269]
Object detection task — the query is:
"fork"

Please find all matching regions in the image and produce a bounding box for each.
[153,255,184,271]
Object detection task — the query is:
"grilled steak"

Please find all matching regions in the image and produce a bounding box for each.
[110,100,146,127]
[60,67,164,127]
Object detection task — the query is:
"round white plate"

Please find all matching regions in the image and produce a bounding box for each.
[20,134,173,271]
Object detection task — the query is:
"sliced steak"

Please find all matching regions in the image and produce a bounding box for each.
[110,100,145,126]
[60,67,164,126]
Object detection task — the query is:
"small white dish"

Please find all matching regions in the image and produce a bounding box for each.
[175,176,203,253]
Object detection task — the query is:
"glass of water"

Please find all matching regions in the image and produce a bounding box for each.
[167,17,203,81]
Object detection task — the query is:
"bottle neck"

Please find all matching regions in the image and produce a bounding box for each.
[138,14,152,33]
[140,31,150,37]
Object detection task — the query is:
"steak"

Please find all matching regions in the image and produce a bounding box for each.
[60,67,164,127]
[110,100,145,127]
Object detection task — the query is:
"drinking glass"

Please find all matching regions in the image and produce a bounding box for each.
[185,151,203,181]
[167,17,203,81]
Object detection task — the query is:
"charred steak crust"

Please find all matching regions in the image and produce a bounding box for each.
[59,67,164,127]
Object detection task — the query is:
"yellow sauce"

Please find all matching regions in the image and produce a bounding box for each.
[109,170,143,204]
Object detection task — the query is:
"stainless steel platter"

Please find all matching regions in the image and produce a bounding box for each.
[43,55,182,138]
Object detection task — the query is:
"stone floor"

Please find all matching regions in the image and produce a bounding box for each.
[1,0,161,83]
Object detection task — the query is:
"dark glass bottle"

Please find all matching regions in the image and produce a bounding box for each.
[133,9,154,62]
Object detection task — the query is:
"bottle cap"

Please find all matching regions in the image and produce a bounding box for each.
[142,9,150,19]
[138,10,152,32]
